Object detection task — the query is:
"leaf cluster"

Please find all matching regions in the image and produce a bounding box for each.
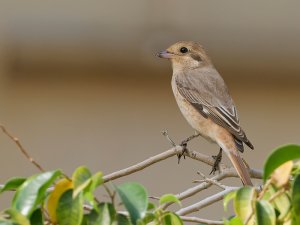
[0,166,182,225]
[224,144,300,225]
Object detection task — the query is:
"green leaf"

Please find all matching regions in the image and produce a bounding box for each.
[227,217,244,225]
[89,172,103,191]
[56,189,84,225]
[141,213,155,224]
[5,208,30,225]
[0,221,18,225]
[292,174,300,224]
[161,212,183,225]
[159,194,180,206]
[263,144,300,181]
[268,185,291,220]
[12,170,61,217]
[47,178,73,223]
[72,166,92,198]
[147,202,155,211]
[72,167,103,204]
[234,187,256,223]
[116,182,148,225]
[84,203,116,225]
[117,214,132,225]
[292,161,300,176]
[0,177,26,194]
[84,172,103,208]
[30,209,43,225]
[224,190,237,211]
[256,200,276,225]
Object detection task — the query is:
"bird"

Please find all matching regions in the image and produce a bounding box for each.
[157,41,254,186]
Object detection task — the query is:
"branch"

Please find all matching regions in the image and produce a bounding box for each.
[162,167,262,210]
[115,211,225,225]
[0,124,45,172]
[194,171,227,189]
[176,187,238,216]
[103,145,228,182]
[180,216,224,225]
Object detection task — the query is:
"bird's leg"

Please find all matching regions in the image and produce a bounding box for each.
[178,132,200,163]
[209,148,223,175]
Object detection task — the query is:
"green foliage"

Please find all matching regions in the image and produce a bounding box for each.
[292,174,300,224]
[29,209,43,225]
[12,170,61,217]
[255,200,275,225]
[56,189,84,225]
[116,182,148,225]
[159,194,181,206]
[224,144,300,225]
[234,187,256,222]
[161,212,183,225]
[0,178,26,194]
[263,144,300,181]
[0,167,182,225]
[83,203,116,225]
[0,144,300,225]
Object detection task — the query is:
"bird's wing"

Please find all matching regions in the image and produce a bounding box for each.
[175,69,253,150]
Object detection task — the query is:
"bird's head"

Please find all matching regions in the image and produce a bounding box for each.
[157,41,211,70]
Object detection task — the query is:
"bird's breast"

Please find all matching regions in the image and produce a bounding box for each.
[171,76,217,143]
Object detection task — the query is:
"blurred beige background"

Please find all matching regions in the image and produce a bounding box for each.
[0,0,299,220]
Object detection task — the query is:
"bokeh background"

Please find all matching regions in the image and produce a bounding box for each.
[0,0,299,221]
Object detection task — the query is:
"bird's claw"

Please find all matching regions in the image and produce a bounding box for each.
[177,141,188,163]
[177,132,200,163]
[209,148,223,175]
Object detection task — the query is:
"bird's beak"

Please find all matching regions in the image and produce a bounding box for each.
[157,50,174,59]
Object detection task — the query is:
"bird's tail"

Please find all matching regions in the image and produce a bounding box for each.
[227,149,253,186]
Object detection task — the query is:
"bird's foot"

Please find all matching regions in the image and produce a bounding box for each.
[177,142,188,164]
[177,132,200,163]
[210,148,223,175]
[162,130,200,164]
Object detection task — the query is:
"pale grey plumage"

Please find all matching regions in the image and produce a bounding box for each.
[175,66,254,152]
[158,41,254,186]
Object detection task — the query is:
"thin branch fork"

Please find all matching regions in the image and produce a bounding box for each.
[0,124,45,172]
[161,167,262,211]
[176,187,238,216]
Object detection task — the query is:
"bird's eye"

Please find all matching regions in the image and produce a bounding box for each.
[180,47,188,53]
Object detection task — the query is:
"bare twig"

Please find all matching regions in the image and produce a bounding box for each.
[176,187,238,216]
[258,179,272,200]
[149,196,160,200]
[162,167,262,210]
[269,188,286,203]
[162,130,176,147]
[103,183,116,205]
[195,171,228,190]
[162,130,200,147]
[0,124,45,172]
[180,216,224,225]
[180,131,200,145]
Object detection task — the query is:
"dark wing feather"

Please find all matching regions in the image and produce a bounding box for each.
[175,70,254,151]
